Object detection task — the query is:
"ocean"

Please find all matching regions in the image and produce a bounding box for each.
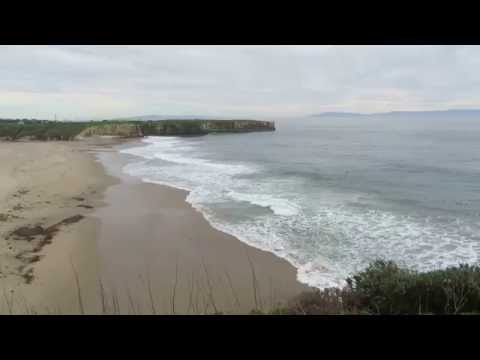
[118,115,480,289]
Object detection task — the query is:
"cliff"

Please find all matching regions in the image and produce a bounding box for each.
[77,123,144,138]
[141,120,275,136]
[0,120,275,141]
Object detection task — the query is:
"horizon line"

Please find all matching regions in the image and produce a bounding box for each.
[4,108,480,121]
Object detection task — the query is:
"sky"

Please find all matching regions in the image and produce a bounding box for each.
[2,45,480,120]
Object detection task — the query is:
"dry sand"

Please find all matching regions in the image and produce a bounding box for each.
[0,138,309,314]
[0,139,118,314]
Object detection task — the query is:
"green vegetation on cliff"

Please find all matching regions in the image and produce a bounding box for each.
[0,119,275,141]
[140,119,275,135]
[0,121,90,140]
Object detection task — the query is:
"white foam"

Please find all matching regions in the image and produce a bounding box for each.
[227,191,300,216]
[121,137,256,176]
[118,136,480,290]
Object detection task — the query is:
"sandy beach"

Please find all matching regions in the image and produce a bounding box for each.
[0,139,309,314]
[0,139,119,314]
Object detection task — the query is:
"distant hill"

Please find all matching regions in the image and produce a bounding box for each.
[310,112,362,117]
[0,118,49,123]
[1,115,247,122]
[310,109,480,118]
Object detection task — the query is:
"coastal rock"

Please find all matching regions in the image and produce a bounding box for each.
[142,120,275,136]
[76,123,144,139]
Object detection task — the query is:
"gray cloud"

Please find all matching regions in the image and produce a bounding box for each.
[1,45,480,120]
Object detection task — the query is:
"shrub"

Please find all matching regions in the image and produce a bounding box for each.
[273,261,480,315]
[280,288,348,315]
[345,260,480,314]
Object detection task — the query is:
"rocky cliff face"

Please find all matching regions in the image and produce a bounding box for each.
[76,123,144,138]
[142,120,275,136]
[204,120,275,132]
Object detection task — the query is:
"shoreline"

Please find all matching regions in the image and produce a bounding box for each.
[0,138,310,314]
[116,138,320,292]
[95,141,310,314]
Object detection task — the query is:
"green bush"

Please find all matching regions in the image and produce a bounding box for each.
[346,260,480,314]
[0,122,91,140]
[269,261,480,315]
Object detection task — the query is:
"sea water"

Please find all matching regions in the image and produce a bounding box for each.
[119,115,480,288]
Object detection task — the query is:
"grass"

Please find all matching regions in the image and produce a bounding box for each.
[0,121,91,140]
[3,260,480,315]
[0,249,282,315]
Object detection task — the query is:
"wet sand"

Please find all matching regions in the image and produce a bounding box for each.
[94,145,309,314]
[0,138,309,314]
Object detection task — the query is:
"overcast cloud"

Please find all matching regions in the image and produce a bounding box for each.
[1,45,480,120]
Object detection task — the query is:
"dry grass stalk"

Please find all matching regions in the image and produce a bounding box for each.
[70,260,85,315]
